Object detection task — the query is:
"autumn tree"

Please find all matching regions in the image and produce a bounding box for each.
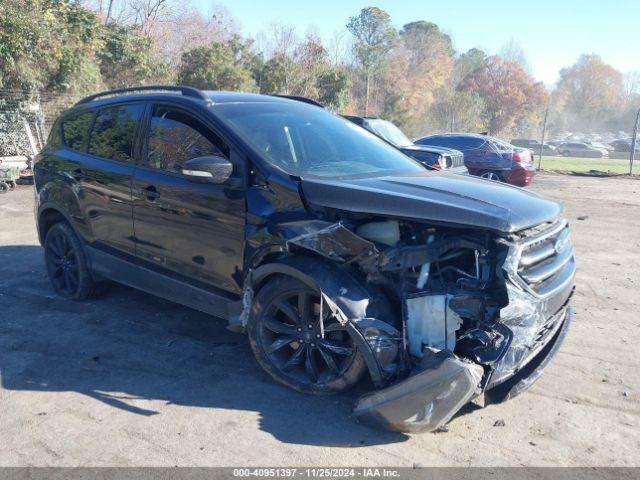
[381,20,454,135]
[459,55,548,135]
[346,7,397,114]
[429,91,486,133]
[555,54,624,131]
[258,32,350,111]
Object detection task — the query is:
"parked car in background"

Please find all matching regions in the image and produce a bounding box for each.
[415,133,535,186]
[511,139,557,156]
[609,139,639,153]
[344,116,468,174]
[557,142,605,157]
[586,141,614,153]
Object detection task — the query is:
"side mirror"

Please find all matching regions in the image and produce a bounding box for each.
[181,155,233,184]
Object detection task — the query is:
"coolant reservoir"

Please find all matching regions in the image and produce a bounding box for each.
[356,221,400,246]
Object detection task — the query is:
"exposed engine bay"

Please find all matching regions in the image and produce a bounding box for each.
[242,212,575,433]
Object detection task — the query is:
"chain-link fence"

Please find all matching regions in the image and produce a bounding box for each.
[0,89,81,160]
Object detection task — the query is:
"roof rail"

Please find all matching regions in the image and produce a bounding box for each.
[274,95,324,108]
[75,85,210,106]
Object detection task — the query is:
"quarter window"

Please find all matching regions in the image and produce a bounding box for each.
[146,106,227,174]
[87,105,144,162]
[61,112,93,151]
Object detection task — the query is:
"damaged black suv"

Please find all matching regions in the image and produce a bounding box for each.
[34,86,575,433]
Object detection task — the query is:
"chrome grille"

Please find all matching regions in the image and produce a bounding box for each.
[516,220,576,298]
[444,153,465,169]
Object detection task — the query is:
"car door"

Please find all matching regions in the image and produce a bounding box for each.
[131,103,245,294]
[66,103,144,256]
[453,136,485,173]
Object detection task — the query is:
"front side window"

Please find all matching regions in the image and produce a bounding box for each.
[62,112,93,151]
[146,106,227,173]
[87,104,144,162]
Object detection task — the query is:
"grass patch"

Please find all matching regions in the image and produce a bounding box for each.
[535,156,637,175]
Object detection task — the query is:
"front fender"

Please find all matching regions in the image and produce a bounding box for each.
[249,256,401,387]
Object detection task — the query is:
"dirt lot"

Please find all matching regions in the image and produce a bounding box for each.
[0,172,638,467]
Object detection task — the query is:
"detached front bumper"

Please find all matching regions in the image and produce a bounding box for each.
[352,304,572,433]
[353,350,483,433]
[353,265,573,433]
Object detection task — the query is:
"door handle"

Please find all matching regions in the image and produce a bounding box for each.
[141,185,160,201]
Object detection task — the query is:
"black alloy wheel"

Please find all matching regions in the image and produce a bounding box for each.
[44,222,97,300]
[248,276,366,394]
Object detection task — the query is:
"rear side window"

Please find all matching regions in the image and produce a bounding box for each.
[417,135,450,147]
[61,112,93,151]
[146,106,228,173]
[458,136,485,150]
[87,104,144,162]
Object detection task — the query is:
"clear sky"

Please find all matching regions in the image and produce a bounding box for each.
[193,0,640,85]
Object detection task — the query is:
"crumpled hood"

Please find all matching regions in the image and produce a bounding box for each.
[301,171,562,233]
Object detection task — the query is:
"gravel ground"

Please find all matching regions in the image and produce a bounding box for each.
[0,172,638,466]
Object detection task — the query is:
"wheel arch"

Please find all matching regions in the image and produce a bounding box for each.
[37,204,75,245]
[248,255,398,386]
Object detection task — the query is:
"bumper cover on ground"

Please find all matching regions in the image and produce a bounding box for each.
[352,350,483,433]
[353,306,572,433]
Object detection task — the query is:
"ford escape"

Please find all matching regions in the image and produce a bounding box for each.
[33,86,575,432]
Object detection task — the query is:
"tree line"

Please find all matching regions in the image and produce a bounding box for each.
[1,0,639,139]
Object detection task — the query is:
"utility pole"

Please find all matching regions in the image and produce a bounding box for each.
[630,107,640,176]
[105,0,114,25]
[538,105,549,170]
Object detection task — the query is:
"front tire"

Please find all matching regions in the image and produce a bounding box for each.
[247,275,366,394]
[44,222,97,300]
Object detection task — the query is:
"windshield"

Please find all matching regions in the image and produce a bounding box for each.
[215,102,425,179]
[365,119,413,147]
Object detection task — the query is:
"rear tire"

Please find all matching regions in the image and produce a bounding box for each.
[247,275,366,395]
[0,182,8,193]
[479,170,503,182]
[44,222,98,300]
